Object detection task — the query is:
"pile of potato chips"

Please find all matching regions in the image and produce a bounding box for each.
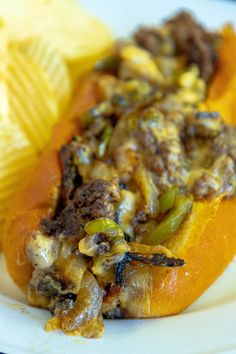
[0,0,113,236]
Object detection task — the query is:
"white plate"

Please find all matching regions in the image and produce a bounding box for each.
[1,1,236,353]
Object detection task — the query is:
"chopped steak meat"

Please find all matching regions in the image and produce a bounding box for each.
[185,111,223,138]
[92,233,111,255]
[59,143,81,203]
[26,11,236,336]
[136,108,188,191]
[166,12,219,81]
[41,202,84,237]
[134,26,174,56]
[42,179,120,237]
[212,125,236,162]
[30,270,72,297]
[192,171,221,199]
[73,179,120,224]
[134,12,219,81]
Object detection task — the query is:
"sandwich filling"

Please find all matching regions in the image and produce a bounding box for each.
[26,12,236,337]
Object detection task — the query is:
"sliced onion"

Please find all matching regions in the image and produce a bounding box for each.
[134,164,159,217]
[115,190,137,238]
[60,271,104,338]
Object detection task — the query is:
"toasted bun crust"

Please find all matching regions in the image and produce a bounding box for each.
[150,197,236,316]
[3,73,100,288]
[3,32,236,315]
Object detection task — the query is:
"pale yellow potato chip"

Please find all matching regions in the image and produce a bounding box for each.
[0,0,114,241]
[0,0,113,63]
[17,37,73,113]
[0,118,36,245]
[0,46,59,152]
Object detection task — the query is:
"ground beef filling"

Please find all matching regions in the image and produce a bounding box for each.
[42,179,120,238]
[134,11,219,81]
[27,12,236,337]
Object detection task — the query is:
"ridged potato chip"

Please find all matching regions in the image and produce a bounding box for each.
[0,118,36,245]
[17,37,73,113]
[0,0,114,240]
[0,0,113,64]
[2,47,59,152]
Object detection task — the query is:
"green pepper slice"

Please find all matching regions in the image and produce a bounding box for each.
[159,187,179,214]
[142,194,193,245]
[82,218,130,255]
[96,125,113,158]
[81,101,111,126]
[95,55,120,71]
[84,218,123,237]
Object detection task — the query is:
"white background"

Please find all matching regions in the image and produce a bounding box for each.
[1,1,236,353]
